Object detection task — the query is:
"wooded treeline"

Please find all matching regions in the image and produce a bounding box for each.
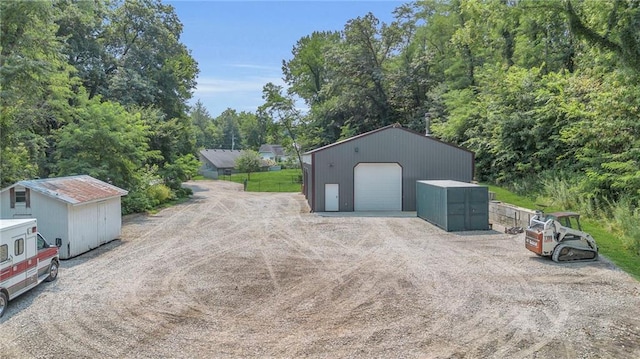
[1,0,200,213]
[1,0,639,235]
[277,0,640,216]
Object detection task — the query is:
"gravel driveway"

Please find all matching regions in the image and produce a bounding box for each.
[1,180,639,358]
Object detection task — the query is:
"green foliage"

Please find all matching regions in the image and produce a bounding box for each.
[234,150,262,180]
[0,0,199,215]
[161,154,200,190]
[147,183,173,206]
[611,199,640,256]
[190,100,221,149]
[54,97,152,190]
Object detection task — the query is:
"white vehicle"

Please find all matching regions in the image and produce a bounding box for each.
[525,211,598,262]
[1,218,59,317]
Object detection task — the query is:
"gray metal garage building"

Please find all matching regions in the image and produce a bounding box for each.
[302,124,475,212]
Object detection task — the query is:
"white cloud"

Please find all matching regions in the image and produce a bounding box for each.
[194,76,284,95]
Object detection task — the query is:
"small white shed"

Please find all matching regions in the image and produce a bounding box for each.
[0,175,128,259]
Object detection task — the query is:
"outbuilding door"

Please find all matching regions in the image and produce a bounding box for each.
[97,201,107,245]
[354,163,402,211]
[325,184,339,211]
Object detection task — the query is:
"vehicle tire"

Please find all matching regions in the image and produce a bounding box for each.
[0,291,7,318]
[46,260,59,282]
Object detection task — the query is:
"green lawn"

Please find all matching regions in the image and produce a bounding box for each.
[224,169,303,192]
[486,184,640,281]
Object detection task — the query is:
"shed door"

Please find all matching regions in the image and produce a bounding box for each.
[354,163,402,211]
[325,184,339,212]
[97,201,107,244]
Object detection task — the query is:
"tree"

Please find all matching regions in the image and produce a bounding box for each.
[161,153,200,191]
[215,109,242,149]
[235,150,262,180]
[190,100,221,149]
[282,31,340,106]
[0,0,77,186]
[54,0,199,119]
[54,97,154,190]
[563,0,640,72]
[259,83,306,171]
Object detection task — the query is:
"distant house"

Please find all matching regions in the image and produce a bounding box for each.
[0,175,128,259]
[198,149,243,179]
[259,144,287,162]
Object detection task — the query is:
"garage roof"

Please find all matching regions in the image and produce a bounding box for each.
[304,123,473,155]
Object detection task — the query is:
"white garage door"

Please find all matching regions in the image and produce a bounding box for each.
[354,163,402,211]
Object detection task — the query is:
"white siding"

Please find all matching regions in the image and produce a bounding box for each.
[31,194,70,258]
[68,204,100,257]
[104,197,122,244]
[67,198,121,258]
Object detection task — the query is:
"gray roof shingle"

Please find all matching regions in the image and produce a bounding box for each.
[199,149,243,169]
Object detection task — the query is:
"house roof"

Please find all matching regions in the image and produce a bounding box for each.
[199,149,243,169]
[304,123,473,155]
[3,175,128,205]
[259,144,285,156]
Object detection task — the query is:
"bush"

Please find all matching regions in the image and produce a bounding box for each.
[122,189,154,215]
[282,156,300,169]
[147,184,173,206]
[174,186,193,198]
[612,199,640,256]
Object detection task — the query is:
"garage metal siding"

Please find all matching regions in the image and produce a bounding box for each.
[308,127,474,212]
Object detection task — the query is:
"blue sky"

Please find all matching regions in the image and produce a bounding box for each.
[168,0,405,117]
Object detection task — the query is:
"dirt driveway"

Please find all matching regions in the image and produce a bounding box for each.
[1,180,639,358]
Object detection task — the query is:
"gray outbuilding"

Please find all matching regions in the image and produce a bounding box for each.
[302,124,475,212]
[198,149,243,179]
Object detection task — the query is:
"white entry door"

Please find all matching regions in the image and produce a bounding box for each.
[325,184,339,211]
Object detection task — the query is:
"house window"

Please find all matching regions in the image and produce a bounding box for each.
[0,244,7,262]
[15,190,26,203]
[14,238,24,256]
[10,187,30,208]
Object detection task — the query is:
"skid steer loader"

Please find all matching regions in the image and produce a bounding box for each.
[525,211,598,262]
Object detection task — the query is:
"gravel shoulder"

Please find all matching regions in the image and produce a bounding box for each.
[1,180,639,358]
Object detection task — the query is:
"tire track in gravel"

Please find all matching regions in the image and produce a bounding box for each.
[410,231,555,358]
[3,180,640,359]
[37,182,250,357]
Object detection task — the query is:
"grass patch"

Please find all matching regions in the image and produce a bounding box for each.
[486,184,640,281]
[225,169,302,192]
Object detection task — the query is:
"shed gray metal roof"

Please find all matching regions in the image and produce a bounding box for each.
[199,149,243,169]
[7,175,128,205]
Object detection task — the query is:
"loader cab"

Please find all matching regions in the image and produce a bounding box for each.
[548,212,582,231]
